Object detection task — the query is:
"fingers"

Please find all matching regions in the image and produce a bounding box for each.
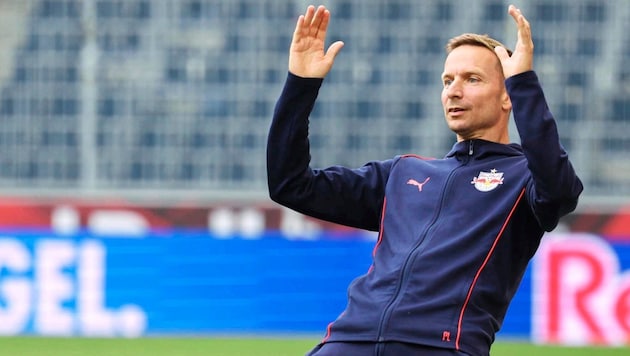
[305,5,329,43]
[293,6,314,41]
[317,7,331,42]
[508,4,533,47]
[295,6,328,38]
[292,15,304,42]
[501,4,534,76]
[303,5,316,28]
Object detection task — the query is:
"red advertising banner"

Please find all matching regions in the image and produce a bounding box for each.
[534,234,630,346]
[0,197,364,239]
[0,197,627,240]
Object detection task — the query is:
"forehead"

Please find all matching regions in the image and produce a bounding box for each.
[442,45,502,76]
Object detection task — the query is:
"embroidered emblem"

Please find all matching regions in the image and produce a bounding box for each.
[471,169,504,192]
[407,177,430,192]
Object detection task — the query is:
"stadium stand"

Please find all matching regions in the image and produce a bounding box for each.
[0,0,627,202]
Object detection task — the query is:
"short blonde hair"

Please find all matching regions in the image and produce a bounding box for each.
[445,33,513,57]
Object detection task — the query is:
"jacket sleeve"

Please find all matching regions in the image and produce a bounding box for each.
[266,73,391,231]
[506,71,584,231]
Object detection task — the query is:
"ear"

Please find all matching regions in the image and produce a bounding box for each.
[501,89,512,112]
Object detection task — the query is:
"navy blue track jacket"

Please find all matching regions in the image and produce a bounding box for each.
[266,71,583,355]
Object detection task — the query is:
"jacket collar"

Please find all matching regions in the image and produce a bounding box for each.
[445,139,523,160]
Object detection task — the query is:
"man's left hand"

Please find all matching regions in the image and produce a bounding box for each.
[495,4,534,78]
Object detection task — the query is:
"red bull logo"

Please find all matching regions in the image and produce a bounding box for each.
[471,169,504,192]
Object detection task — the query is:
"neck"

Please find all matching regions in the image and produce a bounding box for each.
[457,130,510,144]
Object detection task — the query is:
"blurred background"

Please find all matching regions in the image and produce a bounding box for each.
[0,0,628,348]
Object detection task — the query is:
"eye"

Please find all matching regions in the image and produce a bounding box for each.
[468,77,480,83]
[442,79,452,87]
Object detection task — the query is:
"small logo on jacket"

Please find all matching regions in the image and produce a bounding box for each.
[407,177,430,192]
[471,169,504,192]
[442,331,451,342]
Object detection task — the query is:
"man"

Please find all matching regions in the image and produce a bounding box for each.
[267,4,583,356]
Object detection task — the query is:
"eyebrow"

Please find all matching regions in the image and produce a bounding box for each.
[441,69,485,80]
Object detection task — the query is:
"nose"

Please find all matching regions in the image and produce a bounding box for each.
[445,80,463,99]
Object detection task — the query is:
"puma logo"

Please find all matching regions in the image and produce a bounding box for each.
[407,177,431,192]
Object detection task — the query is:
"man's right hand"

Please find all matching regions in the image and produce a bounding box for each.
[289,5,344,78]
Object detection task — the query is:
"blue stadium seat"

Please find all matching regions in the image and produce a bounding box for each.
[484,2,504,21]
[535,2,568,22]
[610,98,630,122]
[579,2,606,22]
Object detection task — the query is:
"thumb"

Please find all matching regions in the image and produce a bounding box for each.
[494,46,510,62]
[325,41,345,61]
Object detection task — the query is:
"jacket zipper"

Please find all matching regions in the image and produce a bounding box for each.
[375,142,473,341]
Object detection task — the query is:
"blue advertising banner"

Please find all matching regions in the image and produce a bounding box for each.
[0,231,373,337]
[1,231,629,343]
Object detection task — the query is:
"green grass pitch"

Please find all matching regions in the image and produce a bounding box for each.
[1,337,628,356]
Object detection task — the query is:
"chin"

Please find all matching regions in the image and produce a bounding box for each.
[447,123,468,135]
[451,129,474,141]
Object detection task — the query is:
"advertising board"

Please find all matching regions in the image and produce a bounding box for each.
[0,198,629,345]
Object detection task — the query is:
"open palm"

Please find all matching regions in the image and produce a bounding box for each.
[289,5,344,78]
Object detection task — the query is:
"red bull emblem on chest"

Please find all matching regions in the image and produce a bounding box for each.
[471,169,504,192]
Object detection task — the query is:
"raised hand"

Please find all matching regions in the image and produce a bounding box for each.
[494,5,534,78]
[288,5,344,78]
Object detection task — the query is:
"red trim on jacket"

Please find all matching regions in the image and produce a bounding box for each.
[370,197,388,269]
[455,187,527,350]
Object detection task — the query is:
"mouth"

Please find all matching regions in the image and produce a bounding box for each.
[448,107,466,114]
